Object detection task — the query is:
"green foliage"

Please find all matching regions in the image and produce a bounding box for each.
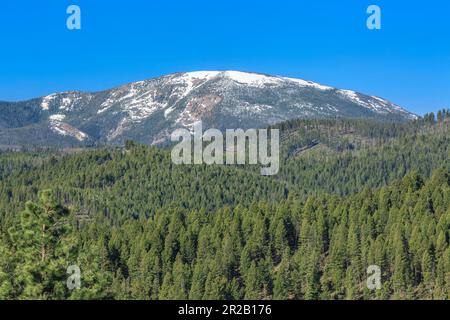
[0,117,449,300]
[3,190,76,299]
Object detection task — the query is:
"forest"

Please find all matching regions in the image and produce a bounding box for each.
[0,112,449,300]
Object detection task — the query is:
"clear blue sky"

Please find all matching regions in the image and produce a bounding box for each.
[0,0,449,115]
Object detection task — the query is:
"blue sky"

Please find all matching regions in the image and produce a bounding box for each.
[0,0,449,115]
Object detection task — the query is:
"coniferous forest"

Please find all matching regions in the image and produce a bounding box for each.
[0,114,449,300]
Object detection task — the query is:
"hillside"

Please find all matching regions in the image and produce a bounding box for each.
[0,71,417,147]
[0,115,448,300]
[0,116,448,223]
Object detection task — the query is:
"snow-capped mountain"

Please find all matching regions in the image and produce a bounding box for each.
[0,71,417,147]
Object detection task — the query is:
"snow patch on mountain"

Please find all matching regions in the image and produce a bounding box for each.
[49,114,66,121]
[41,94,58,110]
[223,71,281,87]
[164,106,175,118]
[339,89,367,105]
[183,71,221,81]
[284,77,333,91]
[49,114,88,141]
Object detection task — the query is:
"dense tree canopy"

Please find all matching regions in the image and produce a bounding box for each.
[0,116,449,300]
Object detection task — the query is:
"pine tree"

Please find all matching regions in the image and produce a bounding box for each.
[391,228,411,298]
[0,239,13,299]
[304,250,320,300]
[273,250,292,299]
[170,254,190,300]
[7,190,77,299]
[244,262,261,300]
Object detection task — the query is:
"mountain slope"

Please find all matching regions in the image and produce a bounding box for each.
[0,119,448,300]
[0,71,417,147]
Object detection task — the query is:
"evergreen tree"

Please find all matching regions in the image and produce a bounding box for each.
[7,190,77,299]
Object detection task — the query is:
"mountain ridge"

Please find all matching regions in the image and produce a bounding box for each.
[0,71,418,147]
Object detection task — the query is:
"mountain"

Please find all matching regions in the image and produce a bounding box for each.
[0,71,417,147]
